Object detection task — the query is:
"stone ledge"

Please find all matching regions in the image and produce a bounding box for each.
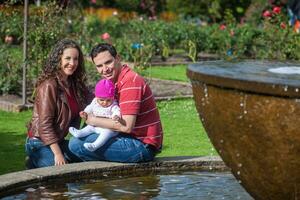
[0,95,32,112]
[0,156,226,197]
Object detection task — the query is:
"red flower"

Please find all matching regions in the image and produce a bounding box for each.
[219,24,226,30]
[263,10,272,18]
[280,22,286,29]
[101,32,110,40]
[273,6,281,14]
[90,0,97,4]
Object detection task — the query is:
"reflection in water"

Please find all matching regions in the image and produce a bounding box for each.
[268,67,300,75]
[3,171,253,200]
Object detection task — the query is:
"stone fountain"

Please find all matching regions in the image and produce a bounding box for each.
[187,60,300,200]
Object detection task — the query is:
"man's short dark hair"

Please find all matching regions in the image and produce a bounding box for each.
[90,43,117,62]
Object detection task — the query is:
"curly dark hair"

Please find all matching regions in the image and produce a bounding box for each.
[36,38,88,104]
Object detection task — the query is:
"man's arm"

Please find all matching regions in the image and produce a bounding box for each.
[86,114,136,133]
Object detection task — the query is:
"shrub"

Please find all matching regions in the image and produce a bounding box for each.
[0,46,22,95]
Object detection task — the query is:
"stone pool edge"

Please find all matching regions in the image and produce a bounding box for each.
[0,156,226,197]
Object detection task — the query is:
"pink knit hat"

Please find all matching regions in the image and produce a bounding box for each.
[94,79,115,99]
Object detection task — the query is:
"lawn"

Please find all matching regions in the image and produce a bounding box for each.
[141,64,189,82]
[0,98,216,175]
[0,110,32,174]
[157,99,215,157]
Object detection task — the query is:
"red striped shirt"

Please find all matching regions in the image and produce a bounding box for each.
[116,65,163,150]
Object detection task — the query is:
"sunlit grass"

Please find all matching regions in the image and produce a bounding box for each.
[141,65,189,82]
[157,99,216,157]
[0,110,31,174]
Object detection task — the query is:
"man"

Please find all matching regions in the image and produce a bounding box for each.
[69,43,163,162]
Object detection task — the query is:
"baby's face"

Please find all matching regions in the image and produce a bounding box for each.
[96,97,113,107]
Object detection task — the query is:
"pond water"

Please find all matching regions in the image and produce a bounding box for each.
[2,171,253,200]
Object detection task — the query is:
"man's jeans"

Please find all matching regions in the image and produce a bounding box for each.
[69,133,155,163]
[25,137,80,168]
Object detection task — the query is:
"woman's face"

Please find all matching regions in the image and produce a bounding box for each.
[60,47,79,76]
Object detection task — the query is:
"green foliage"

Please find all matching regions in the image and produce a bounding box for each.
[187,40,197,62]
[165,0,251,23]
[27,2,68,80]
[0,5,23,42]
[2,1,300,95]
[131,43,154,69]
[208,0,222,22]
[114,0,140,12]
[0,46,22,94]
[0,2,88,95]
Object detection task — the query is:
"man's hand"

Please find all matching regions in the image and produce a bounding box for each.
[112,115,121,122]
[79,111,88,120]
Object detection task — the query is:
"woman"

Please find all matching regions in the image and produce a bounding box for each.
[25,39,90,168]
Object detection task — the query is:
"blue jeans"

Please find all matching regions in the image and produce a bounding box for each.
[69,133,155,163]
[25,137,80,168]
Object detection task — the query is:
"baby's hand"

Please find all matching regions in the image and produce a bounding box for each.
[79,111,88,120]
[112,115,121,122]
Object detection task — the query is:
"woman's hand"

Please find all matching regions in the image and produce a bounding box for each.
[50,142,67,166]
[54,153,67,166]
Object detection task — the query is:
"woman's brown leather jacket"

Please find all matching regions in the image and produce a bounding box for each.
[27,75,87,146]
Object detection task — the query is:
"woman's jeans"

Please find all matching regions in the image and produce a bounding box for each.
[69,133,155,163]
[25,137,80,169]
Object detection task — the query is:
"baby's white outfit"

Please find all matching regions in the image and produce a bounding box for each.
[69,98,120,152]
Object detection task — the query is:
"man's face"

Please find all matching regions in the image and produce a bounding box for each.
[93,51,120,82]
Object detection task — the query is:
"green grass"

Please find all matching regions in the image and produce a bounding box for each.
[141,65,189,82]
[157,99,216,157]
[0,110,32,174]
[0,99,216,175]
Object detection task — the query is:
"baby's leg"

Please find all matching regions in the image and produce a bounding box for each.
[69,125,95,138]
[84,128,118,151]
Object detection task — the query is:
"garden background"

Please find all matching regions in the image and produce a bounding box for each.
[0,0,299,175]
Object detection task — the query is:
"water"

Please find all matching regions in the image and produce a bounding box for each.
[189,60,300,87]
[268,66,300,75]
[2,171,253,200]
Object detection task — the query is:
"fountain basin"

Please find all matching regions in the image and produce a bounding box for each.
[0,156,230,198]
[187,60,300,200]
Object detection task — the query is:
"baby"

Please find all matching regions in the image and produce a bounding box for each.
[69,79,120,152]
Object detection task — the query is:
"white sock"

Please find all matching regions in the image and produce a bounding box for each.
[83,130,118,152]
[84,143,98,152]
[69,125,95,138]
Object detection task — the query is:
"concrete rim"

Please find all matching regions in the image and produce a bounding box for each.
[0,156,226,197]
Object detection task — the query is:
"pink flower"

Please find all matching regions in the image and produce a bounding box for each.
[280,22,286,29]
[273,6,281,14]
[219,24,226,30]
[90,0,97,4]
[4,35,14,44]
[263,10,272,18]
[101,32,110,40]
